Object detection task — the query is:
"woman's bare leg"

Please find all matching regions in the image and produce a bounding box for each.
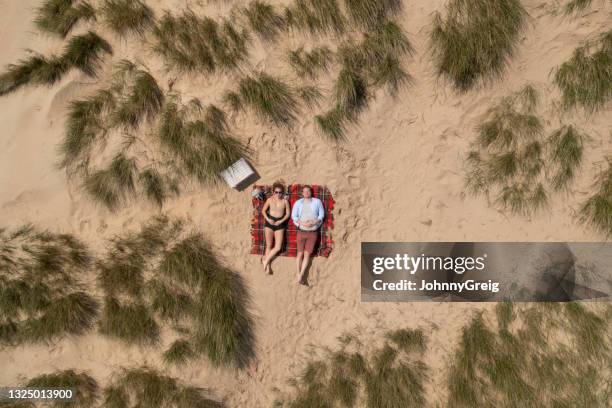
[263,229,284,273]
[263,227,274,272]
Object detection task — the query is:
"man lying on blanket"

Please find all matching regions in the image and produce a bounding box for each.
[291,185,325,284]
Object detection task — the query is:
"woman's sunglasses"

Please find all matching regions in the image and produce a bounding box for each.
[274,191,283,194]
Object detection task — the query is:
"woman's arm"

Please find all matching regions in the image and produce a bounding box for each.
[280,199,291,223]
[262,199,272,223]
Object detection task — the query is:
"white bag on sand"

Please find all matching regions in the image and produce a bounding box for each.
[220,158,255,189]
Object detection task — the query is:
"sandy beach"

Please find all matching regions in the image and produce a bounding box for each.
[0,0,610,406]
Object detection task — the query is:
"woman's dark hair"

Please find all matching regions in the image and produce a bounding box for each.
[272,181,285,192]
[302,185,313,194]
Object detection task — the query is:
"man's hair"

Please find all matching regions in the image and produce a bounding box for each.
[272,181,285,192]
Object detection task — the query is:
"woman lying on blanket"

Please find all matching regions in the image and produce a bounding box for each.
[261,181,291,274]
[292,185,325,284]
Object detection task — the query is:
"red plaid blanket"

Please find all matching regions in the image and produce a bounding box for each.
[250,184,334,257]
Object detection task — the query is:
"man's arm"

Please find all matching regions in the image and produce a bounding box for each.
[291,200,301,227]
[316,199,325,223]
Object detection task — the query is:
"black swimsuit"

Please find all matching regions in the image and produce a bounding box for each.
[265,210,287,231]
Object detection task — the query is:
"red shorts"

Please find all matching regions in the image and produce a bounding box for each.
[296,230,318,253]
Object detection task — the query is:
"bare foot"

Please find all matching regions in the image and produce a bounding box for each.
[265,261,271,275]
[296,273,303,284]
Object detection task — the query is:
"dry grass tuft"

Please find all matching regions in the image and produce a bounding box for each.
[153,10,249,74]
[447,303,610,407]
[465,86,587,216]
[0,226,97,346]
[242,1,285,41]
[275,328,428,407]
[95,216,255,367]
[103,367,223,408]
[101,0,155,37]
[35,0,96,38]
[554,30,612,112]
[431,0,528,91]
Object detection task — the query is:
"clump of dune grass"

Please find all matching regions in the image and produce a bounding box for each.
[157,98,250,184]
[344,0,402,30]
[242,1,285,41]
[284,0,345,35]
[315,21,413,140]
[465,86,560,215]
[288,46,332,79]
[447,303,611,407]
[98,297,160,345]
[62,31,113,77]
[275,328,428,407]
[147,279,193,321]
[0,55,68,96]
[112,64,164,129]
[190,263,255,368]
[315,106,347,141]
[104,367,223,408]
[232,73,299,127]
[84,153,137,210]
[554,30,612,112]
[96,216,255,367]
[60,62,236,210]
[60,88,115,170]
[139,168,166,208]
[153,10,249,74]
[297,85,323,108]
[101,0,155,37]
[163,339,196,365]
[0,226,97,346]
[0,31,111,97]
[21,369,99,408]
[547,125,585,191]
[315,65,368,141]
[564,0,594,15]
[35,0,96,38]
[580,158,612,236]
[386,328,427,353]
[431,0,528,91]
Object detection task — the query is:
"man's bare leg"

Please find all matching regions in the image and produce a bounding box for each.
[296,252,303,282]
[298,251,311,284]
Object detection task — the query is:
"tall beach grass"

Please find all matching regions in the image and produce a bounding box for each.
[35,0,96,38]
[153,11,249,74]
[430,0,528,91]
[275,328,428,407]
[0,226,97,346]
[242,1,285,41]
[104,367,223,408]
[101,0,155,37]
[554,30,611,112]
[284,0,346,35]
[231,73,299,127]
[95,216,255,367]
[0,31,111,96]
[447,303,610,407]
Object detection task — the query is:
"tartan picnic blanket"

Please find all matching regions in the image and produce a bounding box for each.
[250,184,334,257]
